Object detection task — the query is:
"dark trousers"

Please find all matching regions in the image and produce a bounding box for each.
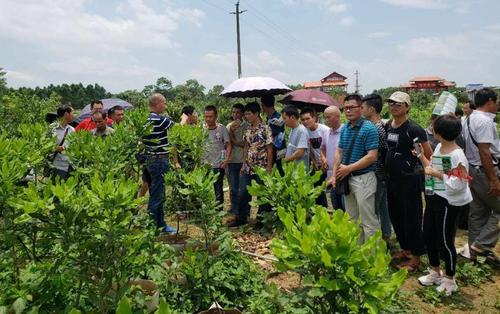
[272,148,284,176]
[424,194,460,276]
[329,189,345,211]
[312,170,328,207]
[228,163,242,215]
[237,172,271,223]
[52,168,70,182]
[146,159,169,229]
[212,168,225,207]
[387,175,426,256]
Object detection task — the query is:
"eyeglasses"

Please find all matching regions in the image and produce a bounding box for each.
[343,105,360,111]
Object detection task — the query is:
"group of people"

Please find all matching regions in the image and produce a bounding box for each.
[49,100,126,179]
[50,88,499,297]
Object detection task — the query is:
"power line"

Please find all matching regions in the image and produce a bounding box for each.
[201,1,342,80]
[241,1,341,70]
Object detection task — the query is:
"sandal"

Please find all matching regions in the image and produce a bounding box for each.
[392,250,411,261]
[470,246,500,267]
[396,256,421,272]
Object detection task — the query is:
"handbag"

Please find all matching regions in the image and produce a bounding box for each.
[335,121,365,196]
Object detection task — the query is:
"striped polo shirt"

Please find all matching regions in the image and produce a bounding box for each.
[142,112,174,155]
[338,117,379,174]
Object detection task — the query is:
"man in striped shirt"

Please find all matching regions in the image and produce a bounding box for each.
[142,93,176,233]
[330,94,380,243]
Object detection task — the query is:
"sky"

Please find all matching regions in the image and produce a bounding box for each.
[1,0,500,94]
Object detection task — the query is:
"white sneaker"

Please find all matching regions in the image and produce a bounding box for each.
[458,243,470,259]
[436,277,458,296]
[418,269,442,286]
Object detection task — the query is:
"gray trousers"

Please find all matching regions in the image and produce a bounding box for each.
[468,167,500,251]
[345,171,380,243]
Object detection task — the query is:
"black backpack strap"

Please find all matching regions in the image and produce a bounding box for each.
[466,116,479,147]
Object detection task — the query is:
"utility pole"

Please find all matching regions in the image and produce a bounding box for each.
[354,70,360,93]
[231,1,246,78]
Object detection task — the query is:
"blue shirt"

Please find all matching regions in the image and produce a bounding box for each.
[143,112,174,155]
[286,124,310,171]
[338,117,379,174]
[267,110,286,150]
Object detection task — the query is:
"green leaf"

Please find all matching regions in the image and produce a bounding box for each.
[296,205,306,226]
[307,287,325,297]
[155,298,173,314]
[13,213,31,224]
[320,249,333,267]
[116,296,132,314]
[12,298,26,314]
[318,276,341,291]
[346,266,364,286]
[301,234,313,254]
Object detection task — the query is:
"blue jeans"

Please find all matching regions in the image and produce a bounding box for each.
[237,172,271,223]
[375,179,392,238]
[228,163,242,215]
[146,158,169,229]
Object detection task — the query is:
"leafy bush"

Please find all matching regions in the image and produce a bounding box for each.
[0,91,60,132]
[247,162,324,231]
[455,259,493,287]
[3,173,174,312]
[167,124,208,171]
[67,108,151,180]
[272,205,407,313]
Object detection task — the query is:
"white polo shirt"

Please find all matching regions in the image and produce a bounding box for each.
[462,110,500,166]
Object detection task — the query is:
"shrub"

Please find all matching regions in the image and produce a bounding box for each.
[272,205,407,313]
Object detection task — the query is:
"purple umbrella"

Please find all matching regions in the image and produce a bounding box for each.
[220,76,292,98]
[75,98,134,123]
[281,89,340,112]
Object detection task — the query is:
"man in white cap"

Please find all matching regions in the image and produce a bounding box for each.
[385,91,432,272]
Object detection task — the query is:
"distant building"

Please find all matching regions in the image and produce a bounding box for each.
[401,76,455,92]
[304,72,348,92]
[465,83,483,103]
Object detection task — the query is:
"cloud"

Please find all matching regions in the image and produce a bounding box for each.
[257,50,284,66]
[4,70,35,82]
[290,24,500,93]
[380,0,475,12]
[0,0,205,52]
[0,0,205,91]
[380,0,450,9]
[191,50,290,88]
[283,0,348,13]
[339,16,354,26]
[367,32,392,39]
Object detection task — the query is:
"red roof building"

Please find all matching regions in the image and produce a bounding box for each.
[304,72,348,92]
[402,76,455,92]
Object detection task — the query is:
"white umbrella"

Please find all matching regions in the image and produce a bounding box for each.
[220,76,292,98]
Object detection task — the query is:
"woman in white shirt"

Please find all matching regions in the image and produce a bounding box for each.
[416,115,473,296]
